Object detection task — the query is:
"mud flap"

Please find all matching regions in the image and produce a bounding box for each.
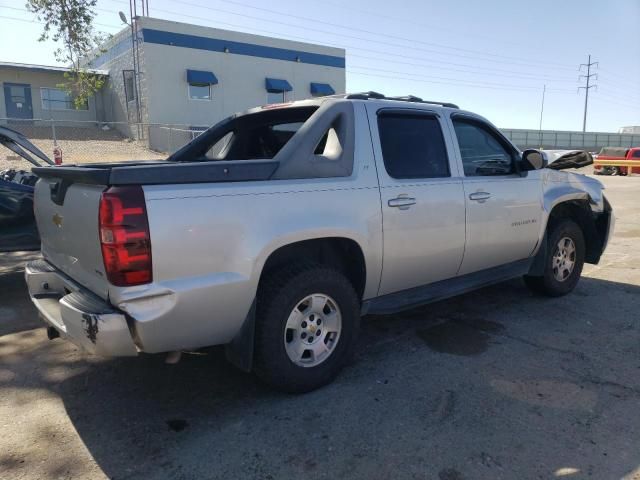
[527,231,548,277]
[224,298,256,372]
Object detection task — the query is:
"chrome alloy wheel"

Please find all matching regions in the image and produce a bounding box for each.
[283,293,342,367]
[552,237,576,282]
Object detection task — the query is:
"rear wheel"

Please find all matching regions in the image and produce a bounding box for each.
[254,263,360,393]
[524,219,585,297]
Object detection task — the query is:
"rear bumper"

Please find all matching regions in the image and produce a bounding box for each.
[24,259,138,356]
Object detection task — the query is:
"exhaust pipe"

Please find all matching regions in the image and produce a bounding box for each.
[46,326,60,340]
[165,351,182,364]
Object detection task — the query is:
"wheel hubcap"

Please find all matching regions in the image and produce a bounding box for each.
[284,293,342,368]
[552,236,576,282]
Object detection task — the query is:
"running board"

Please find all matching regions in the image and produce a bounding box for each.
[362,259,533,316]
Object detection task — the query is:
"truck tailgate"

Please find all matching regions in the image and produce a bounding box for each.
[34,178,109,299]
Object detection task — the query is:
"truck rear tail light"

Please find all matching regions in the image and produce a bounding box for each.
[99,186,152,286]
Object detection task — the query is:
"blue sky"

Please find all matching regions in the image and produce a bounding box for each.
[1,0,638,131]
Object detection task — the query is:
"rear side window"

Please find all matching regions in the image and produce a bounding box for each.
[377,113,449,179]
[632,150,640,159]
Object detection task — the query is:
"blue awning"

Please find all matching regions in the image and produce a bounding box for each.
[310,82,335,96]
[265,78,292,93]
[187,69,218,85]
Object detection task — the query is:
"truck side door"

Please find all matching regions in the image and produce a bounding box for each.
[368,106,466,296]
[449,114,542,275]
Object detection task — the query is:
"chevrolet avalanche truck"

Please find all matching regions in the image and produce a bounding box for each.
[20,92,613,392]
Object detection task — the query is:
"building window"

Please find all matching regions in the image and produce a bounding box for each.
[41,87,88,111]
[265,78,292,104]
[186,69,217,101]
[310,82,335,97]
[123,70,136,103]
[267,90,287,104]
[188,83,212,100]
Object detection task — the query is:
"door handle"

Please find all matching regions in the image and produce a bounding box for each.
[468,191,491,203]
[388,195,416,210]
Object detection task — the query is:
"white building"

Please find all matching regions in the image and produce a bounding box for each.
[618,126,640,135]
[90,16,346,150]
[0,17,345,152]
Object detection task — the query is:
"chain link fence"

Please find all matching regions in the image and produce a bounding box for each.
[3,117,640,173]
[501,128,640,152]
[0,118,209,172]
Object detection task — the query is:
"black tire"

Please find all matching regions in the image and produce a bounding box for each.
[254,263,360,393]
[524,219,585,297]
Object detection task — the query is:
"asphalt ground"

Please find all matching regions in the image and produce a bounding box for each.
[0,175,638,480]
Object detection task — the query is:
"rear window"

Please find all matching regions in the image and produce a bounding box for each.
[197,106,318,161]
[377,112,449,179]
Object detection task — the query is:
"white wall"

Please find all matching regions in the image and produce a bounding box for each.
[137,17,345,128]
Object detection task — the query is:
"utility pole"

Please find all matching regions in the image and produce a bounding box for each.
[578,54,598,132]
[538,84,546,148]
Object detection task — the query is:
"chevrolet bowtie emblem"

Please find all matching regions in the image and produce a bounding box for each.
[52,213,63,228]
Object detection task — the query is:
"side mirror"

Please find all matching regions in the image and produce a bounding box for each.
[520,149,547,171]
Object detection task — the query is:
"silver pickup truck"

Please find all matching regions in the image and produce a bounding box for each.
[20,92,613,392]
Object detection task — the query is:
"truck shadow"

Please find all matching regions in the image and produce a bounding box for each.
[2,275,640,479]
[0,251,42,336]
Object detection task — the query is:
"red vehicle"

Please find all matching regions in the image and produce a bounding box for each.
[594,147,640,176]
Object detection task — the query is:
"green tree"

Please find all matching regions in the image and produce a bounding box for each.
[26,0,108,109]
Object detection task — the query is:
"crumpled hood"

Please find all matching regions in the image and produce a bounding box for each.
[543,150,593,170]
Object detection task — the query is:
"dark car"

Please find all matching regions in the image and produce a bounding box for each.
[0,126,53,252]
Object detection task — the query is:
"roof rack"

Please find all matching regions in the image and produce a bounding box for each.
[344,91,459,109]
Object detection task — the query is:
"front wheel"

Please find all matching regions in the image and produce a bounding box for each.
[524,219,585,297]
[254,264,360,393]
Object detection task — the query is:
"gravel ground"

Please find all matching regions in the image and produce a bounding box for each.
[0,175,639,480]
[1,126,163,172]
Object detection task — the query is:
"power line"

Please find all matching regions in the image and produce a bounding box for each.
[598,69,640,89]
[591,95,640,113]
[348,69,575,93]
[2,5,575,86]
[594,91,640,108]
[19,0,636,99]
[140,0,580,72]
[348,54,577,83]
[598,71,640,98]
[96,1,580,83]
[0,9,120,31]
[596,88,640,105]
[212,0,577,70]
[5,5,638,115]
[578,54,598,132]
[303,0,578,61]
[348,65,576,92]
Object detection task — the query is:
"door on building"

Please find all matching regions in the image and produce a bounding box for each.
[3,83,34,122]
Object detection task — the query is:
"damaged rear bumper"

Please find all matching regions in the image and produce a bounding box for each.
[24,259,138,356]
